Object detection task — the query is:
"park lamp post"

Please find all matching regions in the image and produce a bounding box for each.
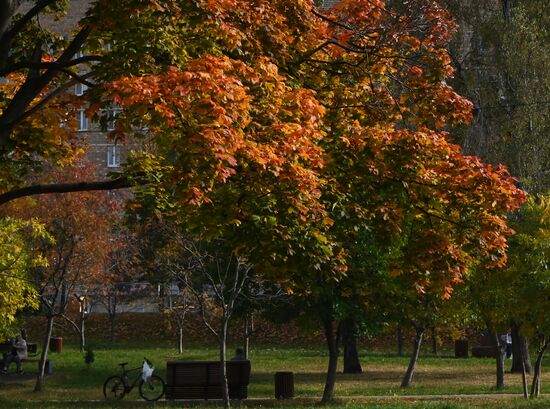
[74,293,87,352]
[76,294,87,314]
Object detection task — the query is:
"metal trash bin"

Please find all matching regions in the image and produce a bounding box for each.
[49,337,62,353]
[275,371,294,399]
[40,359,53,375]
[454,339,469,358]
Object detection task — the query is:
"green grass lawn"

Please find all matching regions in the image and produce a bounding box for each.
[1,342,549,408]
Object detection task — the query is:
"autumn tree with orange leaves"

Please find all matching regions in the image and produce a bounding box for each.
[81,0,527,402]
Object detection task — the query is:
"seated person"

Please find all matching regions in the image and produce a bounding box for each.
[1,335,27,374]
[231,347,246,361]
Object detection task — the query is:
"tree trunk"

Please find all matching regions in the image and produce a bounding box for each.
[109,312,117,343]
[219,319,230,409]
[397,324,404,356]
[0,1,16,48]
[79,324,85,353]
[401,324,424,387]
[243,313,253,359]
[34,315,54,392]
[530,340,549,398]
[489,332,507,390]
[511,325,532,374]
[178,325,183,354]
[341,319,362,374]
[431,326,438,355]
[321,318,340,403]
[520,347,528,399]
[109,292,117,343]
[502,0,512,21]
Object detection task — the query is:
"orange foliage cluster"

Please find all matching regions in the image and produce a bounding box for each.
[108,54,325,213]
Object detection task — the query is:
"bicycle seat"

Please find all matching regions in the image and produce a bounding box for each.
[118,362,128,368]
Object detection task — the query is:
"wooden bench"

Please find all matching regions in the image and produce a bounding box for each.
[1,342,51,373]
[0,342,38,356]
[165,360,250,400]
[471,346,497,358]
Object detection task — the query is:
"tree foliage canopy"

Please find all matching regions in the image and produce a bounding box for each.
[0,0,526,302]
[94,0,527,294]
[0,216,49,339]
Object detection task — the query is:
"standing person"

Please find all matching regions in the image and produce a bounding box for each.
[1,334,27,374]
[230,347,246,361]
[505,333,512,359]
[500,333,512,359]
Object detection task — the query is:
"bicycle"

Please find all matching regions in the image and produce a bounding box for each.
[103,357,165,401]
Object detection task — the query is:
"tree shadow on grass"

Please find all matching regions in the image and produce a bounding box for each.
[252,368,492,385]
[0,371,36,385]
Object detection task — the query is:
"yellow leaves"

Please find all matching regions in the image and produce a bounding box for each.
[229,219,242,226]
[389,269,402,277]
[402,35,421,50]
[312,230,328,244]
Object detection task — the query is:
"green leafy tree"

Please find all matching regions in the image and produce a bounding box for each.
[0,216,48,339]
[502,195,550,397]
[445,0,550,385]
[448,0,550,194]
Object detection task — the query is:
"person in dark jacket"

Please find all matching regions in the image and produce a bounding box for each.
[1,334,27,374]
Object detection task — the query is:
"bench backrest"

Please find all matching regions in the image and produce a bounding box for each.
[166,360,251,386]
[165,360,251,400]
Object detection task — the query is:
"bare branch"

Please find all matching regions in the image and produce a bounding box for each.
[60,313,80,334]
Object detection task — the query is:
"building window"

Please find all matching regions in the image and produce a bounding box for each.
[75,83,88,96]
[106,108,120,131]
[107,145,121,168]
[76,109,88,131]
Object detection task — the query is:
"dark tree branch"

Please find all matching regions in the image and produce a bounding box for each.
[15,71,95,124]
[29,42,44,78]
[0,0,17,41]
[0,1,60,71]
[0,24,91,147]
[0,55,103,77]
[502,0,512,21]
[311,8,351,31]
[56,68,96,88]
[2,0,58,42]
[0,175,140,206]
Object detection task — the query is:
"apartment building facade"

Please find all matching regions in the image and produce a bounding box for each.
[18,0,126,174]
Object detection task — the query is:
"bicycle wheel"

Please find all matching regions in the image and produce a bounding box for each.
[103,375,126,400]
[139,374,165,401]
